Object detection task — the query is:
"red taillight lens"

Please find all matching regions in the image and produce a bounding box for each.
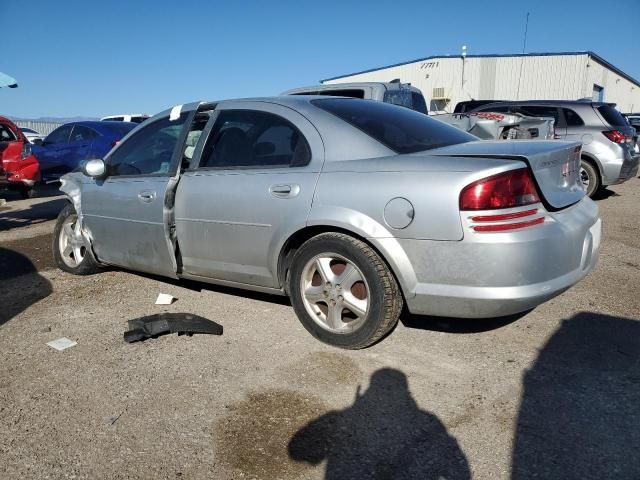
[603,130,626,143]
[460,168,540,210]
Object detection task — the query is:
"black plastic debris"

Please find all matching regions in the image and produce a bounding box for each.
[124,313,223,343]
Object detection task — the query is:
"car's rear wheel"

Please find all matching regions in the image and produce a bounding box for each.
[580,159,601,198]
[289,232,402,349]
[52,203,101,275]
[19,186,36,199]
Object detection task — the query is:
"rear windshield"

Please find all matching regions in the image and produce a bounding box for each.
[105,122,137,135]
[382,89,428,114]
[597,105,629,127]
[313,98,476,154]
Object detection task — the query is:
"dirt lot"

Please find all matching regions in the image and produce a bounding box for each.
[1,181,639,479]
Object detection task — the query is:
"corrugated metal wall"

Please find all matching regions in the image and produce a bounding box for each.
[13,120,63,136]
[324,54,640,113]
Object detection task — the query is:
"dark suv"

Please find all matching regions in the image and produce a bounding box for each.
[469,100,639,197]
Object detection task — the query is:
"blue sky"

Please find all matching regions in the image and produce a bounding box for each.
[1,0,638,118]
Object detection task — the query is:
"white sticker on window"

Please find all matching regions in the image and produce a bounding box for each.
[169,104,182,121]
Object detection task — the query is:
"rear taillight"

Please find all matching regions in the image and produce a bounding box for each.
[20,143,32,160]
[460,168,540,210]
[603,130,626,143]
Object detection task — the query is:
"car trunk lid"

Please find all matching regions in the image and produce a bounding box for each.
[430,140,584,209]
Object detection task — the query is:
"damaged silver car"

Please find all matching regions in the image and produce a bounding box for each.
[54,97,601,348]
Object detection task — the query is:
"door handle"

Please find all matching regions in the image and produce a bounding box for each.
[269,184,300,198]
[138,190,156,203]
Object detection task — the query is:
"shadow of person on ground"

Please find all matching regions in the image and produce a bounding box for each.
[288,368,471,479]
[512,311,640,479]
[0,248,52,326]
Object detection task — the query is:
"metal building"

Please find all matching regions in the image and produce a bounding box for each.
[322,51,640,113]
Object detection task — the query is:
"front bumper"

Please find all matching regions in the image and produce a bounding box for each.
[399,199,601,318]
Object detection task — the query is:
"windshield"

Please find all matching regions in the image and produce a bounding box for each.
[313,98,475,154]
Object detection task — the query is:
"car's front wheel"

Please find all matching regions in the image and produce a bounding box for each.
[289,232,402,349]
[52,203,101,275]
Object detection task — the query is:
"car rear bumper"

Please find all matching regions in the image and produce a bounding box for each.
[398,198,600,318]
[596,143,639,185]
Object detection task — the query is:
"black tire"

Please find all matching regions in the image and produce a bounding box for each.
[289,232,402,349]
[580,159,600,198]
[19,186,36,199]
[52,203,101,275]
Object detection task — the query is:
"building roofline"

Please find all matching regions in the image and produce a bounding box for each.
[321,51,640,89]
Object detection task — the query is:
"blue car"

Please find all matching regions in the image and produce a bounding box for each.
[33,121,137,182]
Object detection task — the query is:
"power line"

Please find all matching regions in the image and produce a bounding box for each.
[516,12,530,99]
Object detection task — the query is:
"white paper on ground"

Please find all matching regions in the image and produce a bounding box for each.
[155,293,176,305]
[47,337,77,351]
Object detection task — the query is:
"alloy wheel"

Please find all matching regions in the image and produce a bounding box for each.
[58,214,87,268]
[300,253,370,334]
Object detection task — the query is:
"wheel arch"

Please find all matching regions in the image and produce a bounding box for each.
[277,223,417,299]
[580,152,603,178]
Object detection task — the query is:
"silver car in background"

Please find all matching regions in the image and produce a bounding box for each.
[54,97,600,349]
[283,81,429,114]
[471,100,640,197]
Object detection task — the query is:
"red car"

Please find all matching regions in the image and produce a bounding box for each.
[0,115,40,198]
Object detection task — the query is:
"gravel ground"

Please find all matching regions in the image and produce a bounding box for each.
[0,181,638,479]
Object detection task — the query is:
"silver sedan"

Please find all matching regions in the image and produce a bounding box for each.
[54,97,601,348]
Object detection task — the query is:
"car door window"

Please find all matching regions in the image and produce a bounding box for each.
[562,109,584,127]
[513,106,561,125]
[0,124,16,141]
[107,114,188,176]
[477,105,511,113]
[199,110,311,168]
[44,125,73,145]
[70,125,98,143]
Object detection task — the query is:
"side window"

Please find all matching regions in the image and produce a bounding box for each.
[514,106,561,125]
[70,126,98,143]
[182,112,211,169]
[0,124,16,141]
[44,125,73,145]
[562,109,584,127]
[107,114,188,176]
[477,105,511,113]
[411,92,428,114]
[199,110,311,169]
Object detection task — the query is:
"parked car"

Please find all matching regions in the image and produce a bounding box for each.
[435,111,556,140]
[283,81,428,114]
[32,121,137,182]
[288,85,552,141]
[54,97,600,349]
[624,113,640,134]
[454,100,506,113]
[0,116,40,198]
[101,114,150,124]
[469,100,639,197]
[19,127,44,144]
